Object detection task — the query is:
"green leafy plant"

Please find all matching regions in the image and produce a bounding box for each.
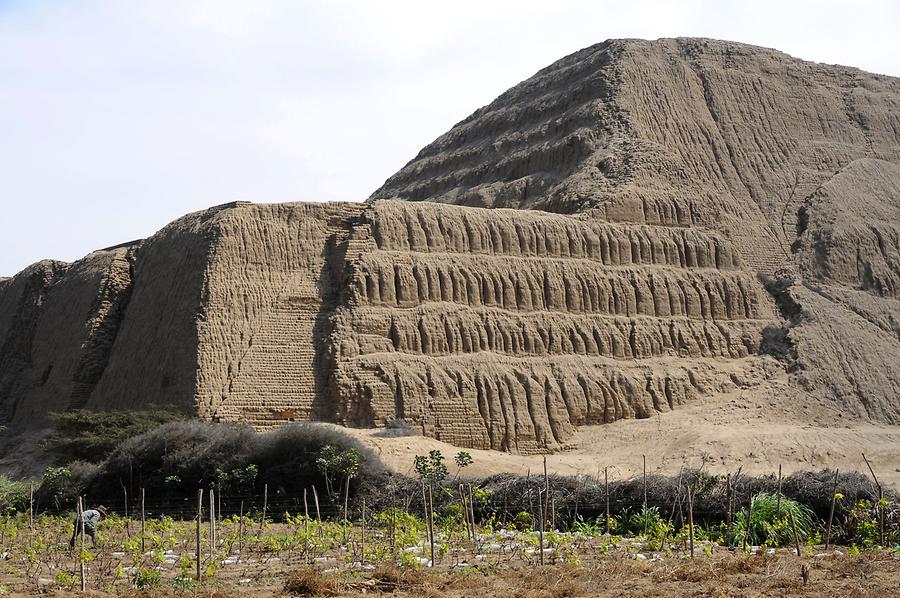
[414,450,448,489]
[454,451,473,479]
[730,492,815,547]
[512,511,534,531]
[132,567,163,589]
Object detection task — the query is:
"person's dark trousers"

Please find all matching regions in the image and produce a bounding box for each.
[69,517,97,548]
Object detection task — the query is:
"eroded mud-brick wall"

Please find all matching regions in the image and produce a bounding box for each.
[328,201,774,452]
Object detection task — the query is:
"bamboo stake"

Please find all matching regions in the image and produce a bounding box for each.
[543,456,550,536]
[238,500,244,565]
[661,467,684,552]
[459,485,470,540]
[642,455,648,537]
[604,467,610,535]
[390,497,397,563]
[209,489,215,563]
[537,489,545,566]
[421,483,427,558]
[28,482,33,535]
[861,453,884,546]
[687,485,694,559]
[426,483,435,566]
[742,495,755,552]
[196,489,203,582]
[123,486,129,536]
[825,469,839,550]
[259,483,268,535]
[788,509,801,557]
[343,476,350,523]
[312,485,323,541]
[303,488,310,560]
[361,498,366,564]
[468,484,476,536]
[140,487,146,556]
[775,464,783,516]
[725,473,732,526]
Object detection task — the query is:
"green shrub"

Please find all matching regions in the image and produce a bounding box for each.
[133,567,163,589]
[730,492,815,547]
[42,409,179,463]
[513,511,534,531]
[0,475,29,513]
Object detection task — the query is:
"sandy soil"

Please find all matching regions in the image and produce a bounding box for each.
[349,361,900,489]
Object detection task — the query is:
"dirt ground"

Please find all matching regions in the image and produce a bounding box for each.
[78,550,900,597]
[348,367,900,490]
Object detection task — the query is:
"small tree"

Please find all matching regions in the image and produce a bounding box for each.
[316,445,360,520]
[414,450,448,490]
[413,450,447,566]
[454,451,473,480]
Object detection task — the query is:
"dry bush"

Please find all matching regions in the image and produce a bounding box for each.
[371,563,426,590]
[284,566,341,596]
[86,420,381,502]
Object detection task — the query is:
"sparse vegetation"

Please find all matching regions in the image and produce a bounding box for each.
[41,409,180,463]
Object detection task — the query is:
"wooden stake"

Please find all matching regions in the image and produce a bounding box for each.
[788,509,801,557]
[209,489,215,563]
[259,483,268,534]
[725,473,732,526]
[77,496,86,592]
[426,483,435,566]
[312,485,323,541]
[661,467,684,552]
[604,466,610,535]
[361,498,366,564]
[140,487,146,556]
[196,489,203,582]
[343,476,350,523]
[28,482,34,535]
[303,488,310,559]
[543,456,550,537]
[825,469,839,550]
[312,485,322,521]
[642,455,648,537]
[742,494,755,552]
[459,485,470,540]
[537,489,545,566]
[687,485,694,559]
[469,484,475,539]
[238,500,244,565]
[775,464,783,517]
[390,497,397,563]
[123,486,129,536]
[861,453,884,546]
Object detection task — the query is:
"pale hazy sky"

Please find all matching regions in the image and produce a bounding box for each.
[2,0,898,276]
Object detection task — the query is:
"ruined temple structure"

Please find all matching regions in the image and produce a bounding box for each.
[2,38,899,454]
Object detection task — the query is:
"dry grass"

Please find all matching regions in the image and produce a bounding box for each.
[370,563,427,591]
[283,567,341,596]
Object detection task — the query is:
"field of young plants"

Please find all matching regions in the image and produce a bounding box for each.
[0,485,898,596]
[1,431,898,596]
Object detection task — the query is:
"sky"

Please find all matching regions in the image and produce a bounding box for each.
[1,0,898,276]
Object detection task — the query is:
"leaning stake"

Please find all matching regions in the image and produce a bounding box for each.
[861,453,884,546]
[788,509,801,557]
[825,469,839,550]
